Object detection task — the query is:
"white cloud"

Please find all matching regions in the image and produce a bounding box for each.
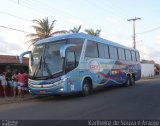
[138,46,151,55]
[155,35,160,45]
[105,16,120,24]
[0,36,24,55]
[137,45,160,63]
[68,18,83,27]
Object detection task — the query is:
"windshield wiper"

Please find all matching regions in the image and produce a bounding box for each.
[33,56,42,78]
[43,56,52,77]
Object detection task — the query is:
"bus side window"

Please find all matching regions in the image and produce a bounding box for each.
[136,52,140,61]
[118,48,125,60]
[109,46,118,60]
[131,51,136,61]
[85,40,98,58]
[104,45,109,59]
[65,51,76,73]
[68,38,84,67]
[125,50,132,61]
[98,43,105,58]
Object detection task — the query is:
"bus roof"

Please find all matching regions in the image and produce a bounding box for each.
[35,33,137,51]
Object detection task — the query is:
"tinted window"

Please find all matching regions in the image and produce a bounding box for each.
[118,48,125,60]
[131,51,136,61]
[104,45,109,59]
[109,46,118,60]
[68,38,84,66]
[85,40,98,58]
[136,52,140,61]
[98,43,105,58]
[125,50,132,61]
[97,43,109,59]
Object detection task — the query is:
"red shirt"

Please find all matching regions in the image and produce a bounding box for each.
[16,73,27,84]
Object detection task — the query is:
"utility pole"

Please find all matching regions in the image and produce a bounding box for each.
[127,17,141,49]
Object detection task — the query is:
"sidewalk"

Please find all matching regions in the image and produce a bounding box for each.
[0,94,37,105]
[141,74,160,80]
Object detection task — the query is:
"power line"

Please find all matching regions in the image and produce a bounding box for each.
[137,26,160,35]
[0,25,30,33]
[0,10,30,22]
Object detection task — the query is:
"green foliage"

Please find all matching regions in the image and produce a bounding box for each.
[85,28,101,37]
[69,25,81,33]
[26,17,67,46]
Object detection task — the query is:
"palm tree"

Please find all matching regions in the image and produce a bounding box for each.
[26,17,67,46]
[69,25,81,33]
[85,28,101,37]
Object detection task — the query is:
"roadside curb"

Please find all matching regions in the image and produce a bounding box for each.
[0,95,37,105]
[141,75,160,80]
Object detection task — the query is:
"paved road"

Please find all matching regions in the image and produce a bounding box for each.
[0,78,160,120]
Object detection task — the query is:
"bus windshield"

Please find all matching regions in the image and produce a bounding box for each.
[30,41,66,78]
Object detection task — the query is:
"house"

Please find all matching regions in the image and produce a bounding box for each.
[0,55,29,97]
[0,55,28,73]
[141,59,160,77]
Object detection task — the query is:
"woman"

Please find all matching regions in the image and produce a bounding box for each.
[12,71,18,97]
[16,70,27,98]
[0,71,7,97]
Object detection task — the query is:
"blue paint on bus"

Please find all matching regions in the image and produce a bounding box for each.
[20,33,141,95]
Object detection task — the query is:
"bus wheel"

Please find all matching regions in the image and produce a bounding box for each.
[81,79,92,97]
[124,75,131,87]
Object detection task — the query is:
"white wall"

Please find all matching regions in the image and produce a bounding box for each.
[141,63,154,77]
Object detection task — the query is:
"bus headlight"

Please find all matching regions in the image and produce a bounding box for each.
[53,77,69,86]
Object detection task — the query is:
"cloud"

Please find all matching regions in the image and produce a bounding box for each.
[0,36,23,55]
[155,35,160,45]
[105,16,120,24]
[137,45,160,63]
[138,46,151,55]
[68,18,83,26]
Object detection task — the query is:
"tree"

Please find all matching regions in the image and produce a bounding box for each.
[26,17,67,46]
[85,28,101,37]
[69,25,81,33]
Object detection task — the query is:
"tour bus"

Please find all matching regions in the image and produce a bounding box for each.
[20,33,141,96]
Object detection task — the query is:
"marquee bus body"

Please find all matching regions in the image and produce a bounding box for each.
[20,33,141,96]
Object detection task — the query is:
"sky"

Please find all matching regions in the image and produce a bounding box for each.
[0,0,160,63]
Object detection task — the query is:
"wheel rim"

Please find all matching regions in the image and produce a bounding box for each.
[83,83,90,95]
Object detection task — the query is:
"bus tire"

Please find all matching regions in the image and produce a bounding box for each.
[80,79,92,97]
[124,75,131,87]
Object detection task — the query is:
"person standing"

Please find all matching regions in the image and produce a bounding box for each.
[0,71,7,97]
[12,71,18,97]
[6,70,13,96]
[16,70,27,98]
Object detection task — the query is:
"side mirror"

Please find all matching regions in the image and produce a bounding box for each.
[19,51,31,64]
[60,44,76,58]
